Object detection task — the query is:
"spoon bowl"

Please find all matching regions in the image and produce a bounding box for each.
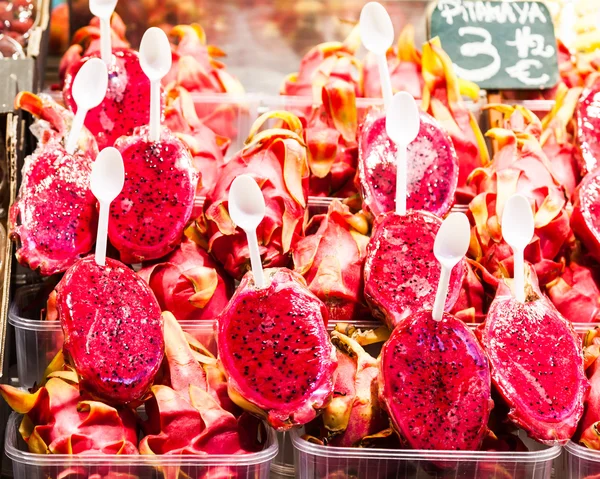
[89,0,118,19]
[432,212,471,321]
[65,58,108,154]
[360,1,394,55]
[140,27,172,82]
[502,194,535,302]
[91,147,125,267]
[386,92,421,215]
[228,174,266,288]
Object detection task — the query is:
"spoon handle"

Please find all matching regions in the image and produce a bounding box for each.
[65,108,86,155]
[395,144,407,216]
[100,17,112,66]
[513,248,525,303]
[149,80,161,142]
[432,265,451,321]
[246,229,265,289]
[95,201,110,267]
[377,53,393,110]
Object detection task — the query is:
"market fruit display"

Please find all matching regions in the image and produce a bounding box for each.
[9,2,600,473]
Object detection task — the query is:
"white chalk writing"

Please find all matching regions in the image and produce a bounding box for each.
[437,0,548,26]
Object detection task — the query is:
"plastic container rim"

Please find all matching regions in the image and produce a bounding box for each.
[5,412,278,466]
[290,428,562,462]
[565,440,600,462]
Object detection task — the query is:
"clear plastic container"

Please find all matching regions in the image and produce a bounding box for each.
[5,412,278,479]
[291,428,561,479]
[565,440,600,478]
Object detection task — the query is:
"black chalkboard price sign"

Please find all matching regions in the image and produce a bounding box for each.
[428,0,560,90]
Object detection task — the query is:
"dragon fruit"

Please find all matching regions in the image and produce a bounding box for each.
[46,256,164,405]
[0,374,138,455]
[58,13,129,83]
[303,80,359,198]
[217,268,337,430]
[577,328,600,449]
[421,38,489,203]
[379,310,493,452]
[281,26,362,101]
[201,111,309,280]
[140,313,265,462]
[547,256,600,323]
[540,84,583,199]
[450,260,487,323]
[164,86,229,197]
[358,108,459,218]
[468,105,572,290]
[577,74,600,175]
[572,169,600,263]
[63,46,153,150]
[110,126,198,263]
[363,25,423,100]
[139,237,233,321]
[321,330,389,447]
[477,266,589,445]
[9,92,98,276]
[364,211,465,330]
[293,200,370,323]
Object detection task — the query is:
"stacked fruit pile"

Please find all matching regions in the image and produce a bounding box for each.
[4,8,600,476]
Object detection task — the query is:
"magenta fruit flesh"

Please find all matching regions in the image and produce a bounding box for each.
[50,256,164,405]
[217,268,337,430]
[379,310,493,451]
[364,211,465,329]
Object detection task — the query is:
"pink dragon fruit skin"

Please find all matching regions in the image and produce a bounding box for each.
[9,92,99,276]
[379,310,493,453]
[217,268,337,431]
[47,256,164,405]
[138,237,233,321]
[111,125,198,264]
[364,211,465,330]
[577,345,600,449]
[477,266,589,445]
[572,170,600,264]
[358,110,459,218]
[63,49,154,150]
[577,74,600,176]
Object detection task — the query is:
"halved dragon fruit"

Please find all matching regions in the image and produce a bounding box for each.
[358,109,459,218]
[138,237,233,321]
[0,374,138,455]
[63,47,154,150]
[110,126,198,263]
[363,25,423,100]
[47,256,164,405]
[9,92,98,276]
[422,38,489,203]
[164,86,229,197]
[202,111,309,280]
[577,74,600,175]
[217,268,337,430]
[293,200,370,323]
[364,211,465,330]
[379,310,492,452]
[477,266,589,445]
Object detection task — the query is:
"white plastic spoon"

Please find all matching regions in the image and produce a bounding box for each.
[360,1,394,109]
[65,58,108,155]
[89,0,118,66]
[90,147,125,267]
[432,213,471,321]
[502,194,535,303]
[386,91,420,216]
[228,175,266,289]
[139,27,172,143]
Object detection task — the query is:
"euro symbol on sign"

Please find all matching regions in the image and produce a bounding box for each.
[505,59,550,86]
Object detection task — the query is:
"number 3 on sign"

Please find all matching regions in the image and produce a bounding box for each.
[451,26,501,83]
